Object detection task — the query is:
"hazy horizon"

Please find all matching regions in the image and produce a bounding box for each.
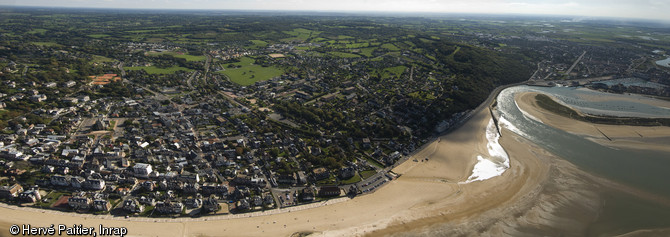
[2,0,670,22]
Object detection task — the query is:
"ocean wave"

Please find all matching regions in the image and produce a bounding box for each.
[462,118,510,184]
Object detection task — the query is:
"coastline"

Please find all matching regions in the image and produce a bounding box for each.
[0,89,539,237]
[515,92,670,152]
[3,86,669,236]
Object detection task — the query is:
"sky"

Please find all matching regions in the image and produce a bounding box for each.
[2,0,670,21]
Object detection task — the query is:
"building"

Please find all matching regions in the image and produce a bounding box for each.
[138,196,156,206]
[155,201,183,214]
[313,168,329,181]
[0,150,23,160]
[122,198,144,213]
[200,183,228,195]
[93,199,112,212]
[77,95,90,102]
[232,175,252,186]
[202,198,220,212]
[30,94,47,102]
[183,183,200,194]
[296,171,307,184]
[70,176,85,189]
[0,184,24,199]
[318,186,341,197]
[92,119,109,131]
[277,173,297,185]
[62,97,79,104]
[68,196,92,210]
[339,167,356,180]
[184,198,202,209]
[236,199,250,211]
[252,196,263,207]
[299,187,315,202]
[140,181,155,192]
[50,175,71,186]
[19,189,41,203]
[64,81,76,88]
[83,179,106,190]
[263,194,274,206]
[133,163,153,178]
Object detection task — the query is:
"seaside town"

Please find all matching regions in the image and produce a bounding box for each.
[1,10,670,219]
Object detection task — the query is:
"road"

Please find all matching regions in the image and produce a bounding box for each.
[566,50,587,75]
[186,71,198,89]
[117,62,126,78]
[203,53,212,84]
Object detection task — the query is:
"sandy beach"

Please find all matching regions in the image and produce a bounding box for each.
[2,90,670,237]
[0,105,555,237]
[515,92,670,152]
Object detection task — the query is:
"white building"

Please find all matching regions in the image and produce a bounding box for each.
[133,163,153,178]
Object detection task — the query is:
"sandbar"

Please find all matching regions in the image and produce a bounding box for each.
[515,92,670,152]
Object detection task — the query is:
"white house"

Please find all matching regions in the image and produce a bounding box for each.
[133,163,153,178]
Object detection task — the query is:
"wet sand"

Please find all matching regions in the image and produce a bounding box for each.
[516,92,670,152]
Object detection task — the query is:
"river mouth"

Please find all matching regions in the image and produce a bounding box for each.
[489,85,670,236]
[497,85,670,198]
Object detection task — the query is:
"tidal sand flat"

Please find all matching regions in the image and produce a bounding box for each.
[515,92,670,152]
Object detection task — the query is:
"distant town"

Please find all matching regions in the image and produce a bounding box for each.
[1,8,669,218]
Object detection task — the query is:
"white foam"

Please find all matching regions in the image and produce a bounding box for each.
[514,99,542,124]
[462,118,510,184]
[498,115,527,138]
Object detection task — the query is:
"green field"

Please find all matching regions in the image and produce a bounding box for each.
[359,170,377,180]
[249,40,269,49]
[329,52,361,58]
[359,47,377,57]
[382,65,407,78]
[28,28,47,34]
[343,42,369,49]
[220,57,283,86]
[126,65,193,74]
[88,34,110,38]
[340,173,362,185]
[283,28,321,41]
[92,55,114,63]
[147,51,206,61]
[381,43,400,51]
[31,42,62,47]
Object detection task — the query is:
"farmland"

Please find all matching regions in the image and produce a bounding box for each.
[218,57,284,86]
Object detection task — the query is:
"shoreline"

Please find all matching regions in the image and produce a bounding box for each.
[0,87,533,236]
[515,92,670,152]
[4,85,669,236]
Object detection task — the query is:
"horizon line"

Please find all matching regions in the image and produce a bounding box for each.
[2,5,670,24]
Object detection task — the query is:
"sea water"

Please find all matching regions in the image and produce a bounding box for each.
[496,85,670,197]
